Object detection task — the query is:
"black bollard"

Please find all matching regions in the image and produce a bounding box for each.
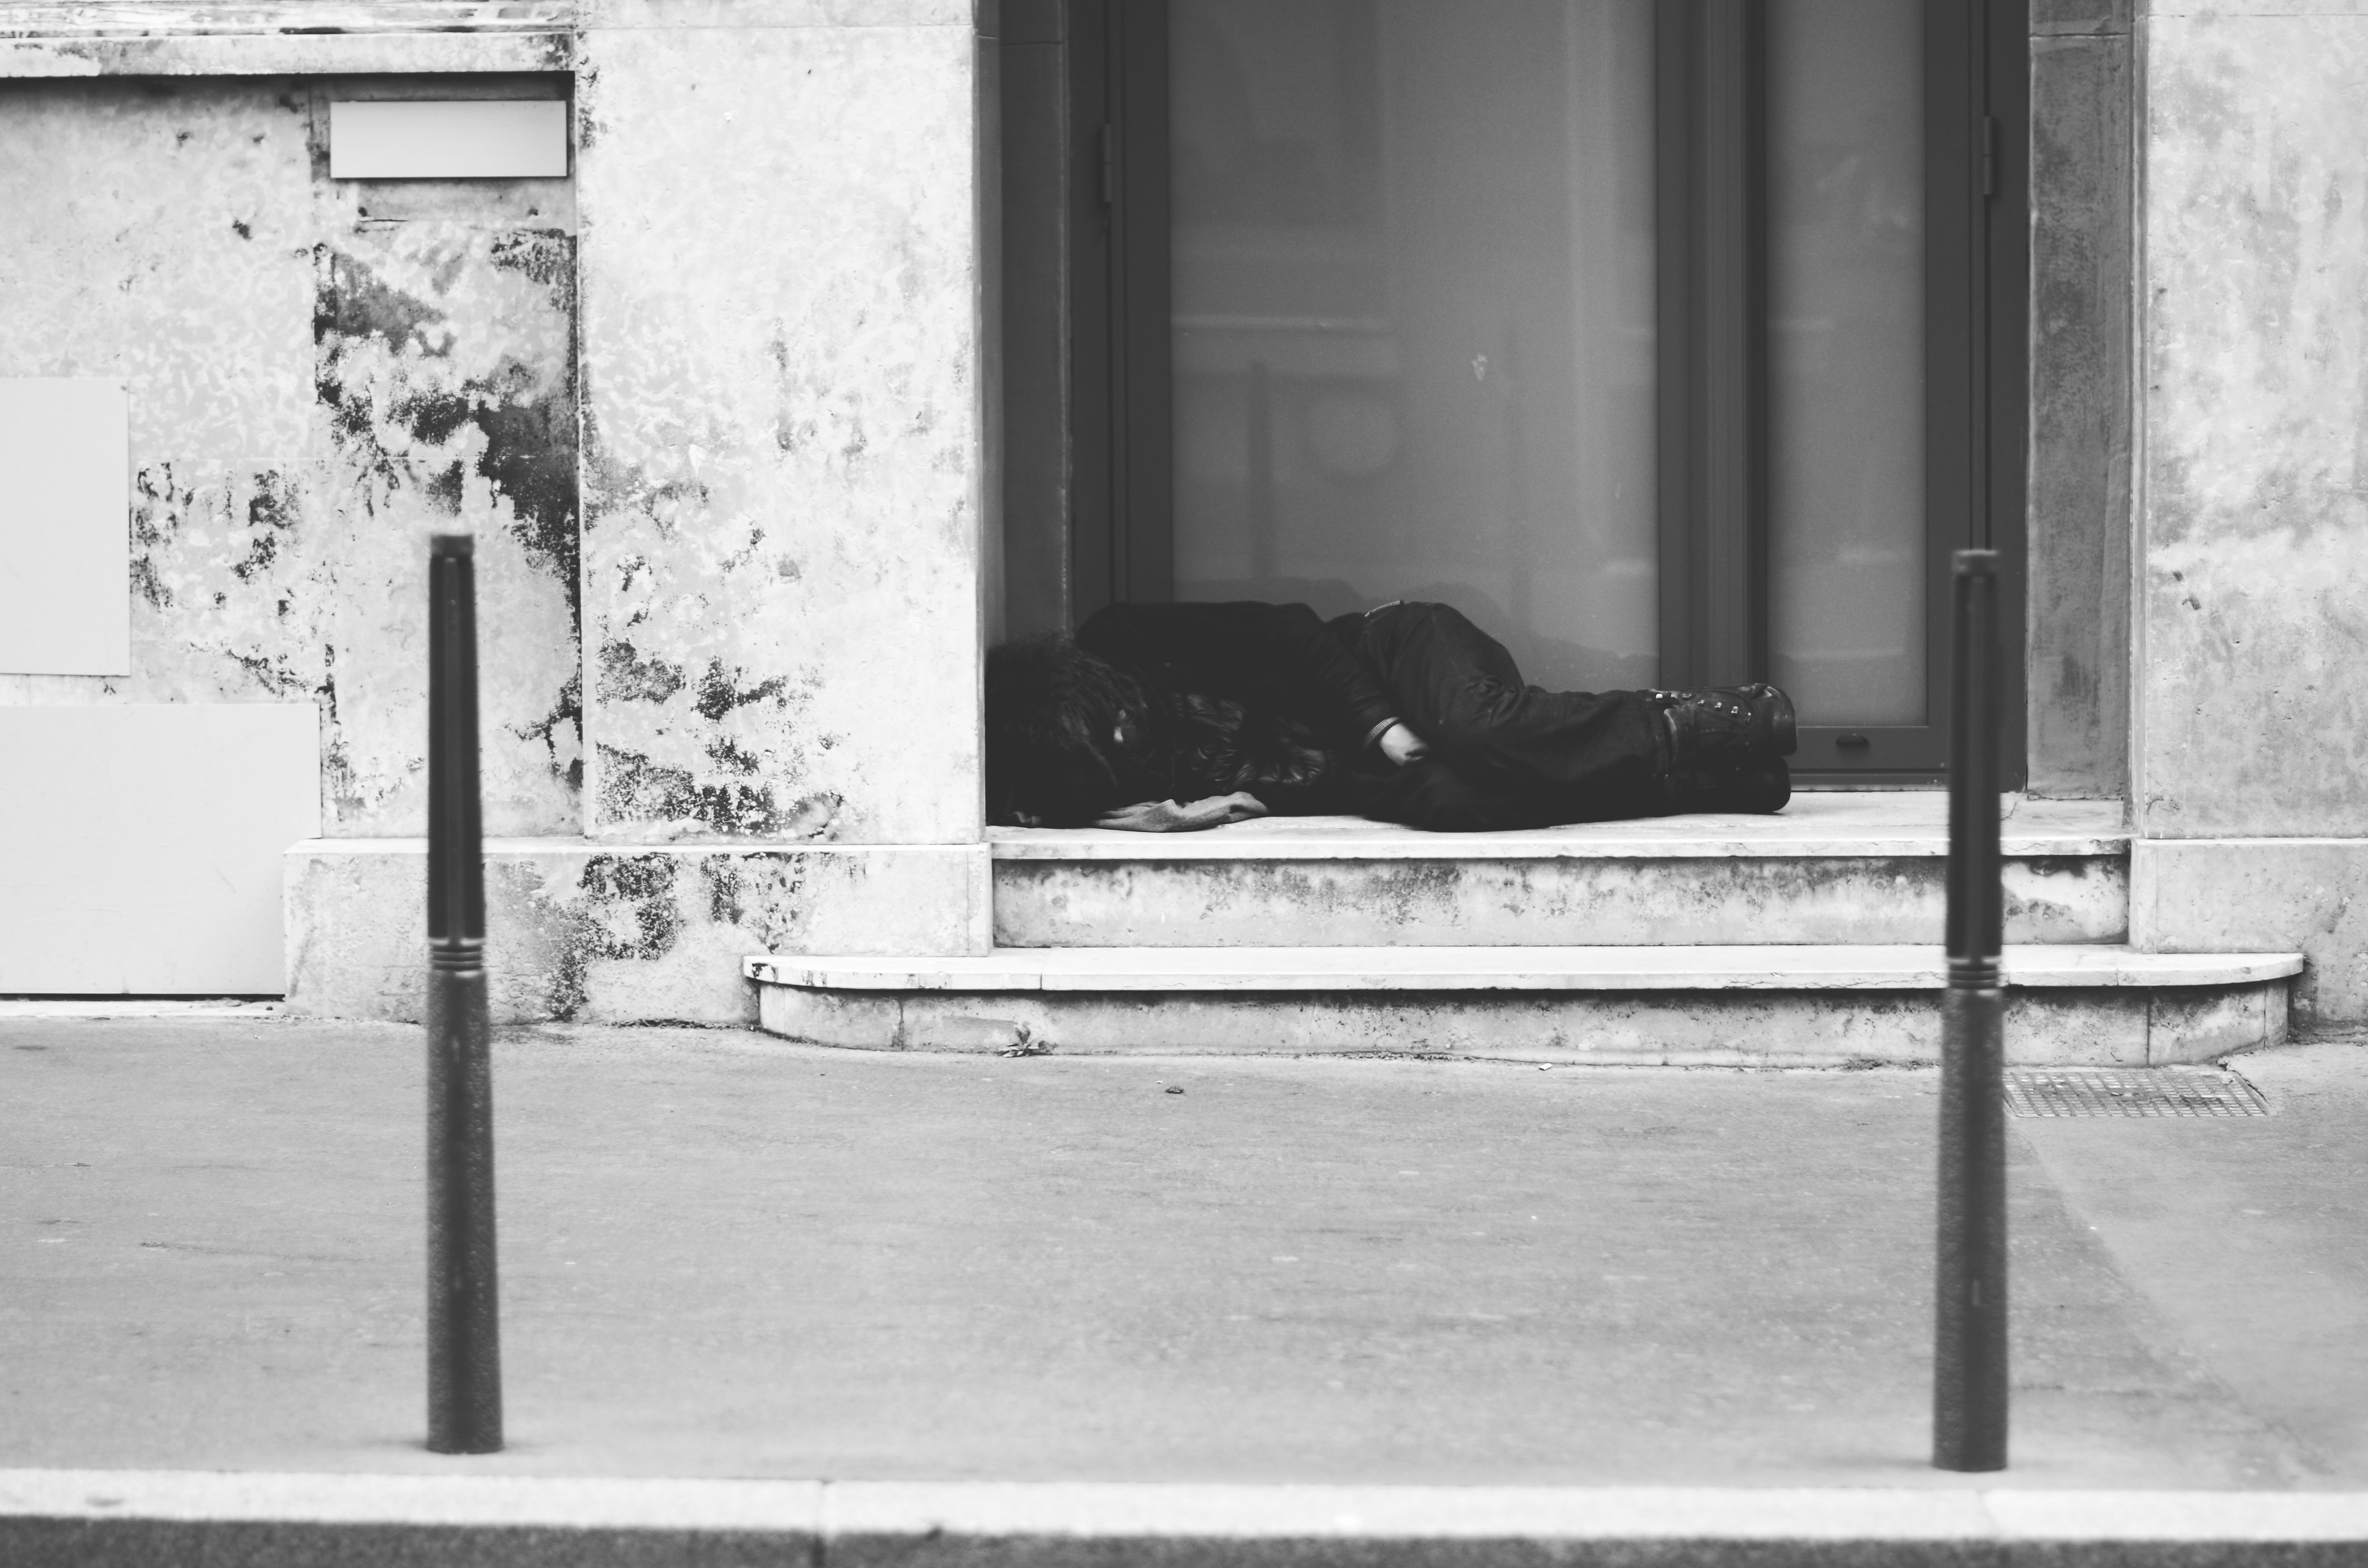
[1933,547,2006,1472]
[425,530,503,1455]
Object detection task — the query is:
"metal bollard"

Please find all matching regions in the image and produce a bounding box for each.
[425,531,503,1455]
[1933,548,2006,1472]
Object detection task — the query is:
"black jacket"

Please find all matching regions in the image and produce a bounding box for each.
[1076,601,1398,813]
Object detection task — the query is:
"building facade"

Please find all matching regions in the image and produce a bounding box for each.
[0,1,2361,1043]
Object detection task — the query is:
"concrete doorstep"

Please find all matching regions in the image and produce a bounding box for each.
[6,1472,2368,1567]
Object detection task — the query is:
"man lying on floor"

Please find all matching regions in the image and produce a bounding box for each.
[986,600,1797,833]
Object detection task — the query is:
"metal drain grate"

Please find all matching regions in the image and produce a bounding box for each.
[2004,1067,2271,1118]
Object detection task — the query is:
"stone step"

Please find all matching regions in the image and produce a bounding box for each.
[746,943,2301,1068]
[990,795,2132,948]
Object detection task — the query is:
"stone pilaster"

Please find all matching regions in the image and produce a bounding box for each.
[574,1,990,852]
[2128,2,2368,1026]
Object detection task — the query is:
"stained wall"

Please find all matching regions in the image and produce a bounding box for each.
[0,3,999,1019]
[0,73,582,839]
[574,1,988,848]
[2131,0,2368,1023]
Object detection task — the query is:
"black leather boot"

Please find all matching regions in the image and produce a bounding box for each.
[1646,683,1797,767]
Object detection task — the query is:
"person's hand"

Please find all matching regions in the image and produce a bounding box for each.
[1377,721,1431,767]
[1093,794,1270,832]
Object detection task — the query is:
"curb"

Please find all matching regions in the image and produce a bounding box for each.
[5,1472,2368,1566]
[0,1000,283,1020]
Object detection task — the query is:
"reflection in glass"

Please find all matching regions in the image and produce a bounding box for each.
[1169,0,1659,693]
[1767,0,1926,725]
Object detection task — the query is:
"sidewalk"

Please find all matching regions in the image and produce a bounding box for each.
[5,1016,2366,1556]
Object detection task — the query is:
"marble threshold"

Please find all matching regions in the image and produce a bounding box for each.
[989,794,2128,861]
[744,945,2300,994]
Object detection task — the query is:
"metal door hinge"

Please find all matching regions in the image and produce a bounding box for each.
[1098,122,1115,207]
[1981,115,1998,199]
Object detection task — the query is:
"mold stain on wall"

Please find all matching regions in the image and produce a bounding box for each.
[310,222,580,831]
[580,413,845,844]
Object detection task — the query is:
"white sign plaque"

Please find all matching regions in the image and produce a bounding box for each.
[331,99,570,180]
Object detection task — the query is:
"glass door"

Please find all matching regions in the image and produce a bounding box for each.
[1767,0,1931,733]
[1167,0,1660,695]
[1070,0,2025,782]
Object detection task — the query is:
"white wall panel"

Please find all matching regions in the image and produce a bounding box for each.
[330,100,569,178]
[0,378,129,675]
[0,705,319,994]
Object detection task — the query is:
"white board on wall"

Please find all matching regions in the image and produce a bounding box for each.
[0,705,319,995]
[330,100,570,179]
[0,378,129,676]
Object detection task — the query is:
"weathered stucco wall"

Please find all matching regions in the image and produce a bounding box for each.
[0,74,582,838]
[2131,2,2368,1024]
[2027,0,2133,799]
[2,3,999,1015]
[574,2,987,848]
[2136,4,2368,837]
[288,838,989,1024]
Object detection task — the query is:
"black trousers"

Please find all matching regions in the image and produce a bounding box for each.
[1332,602,1667,832]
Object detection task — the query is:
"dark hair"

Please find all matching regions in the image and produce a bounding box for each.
[985,636,1167,826]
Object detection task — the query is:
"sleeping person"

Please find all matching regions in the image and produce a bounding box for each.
[986,599,1794,833]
